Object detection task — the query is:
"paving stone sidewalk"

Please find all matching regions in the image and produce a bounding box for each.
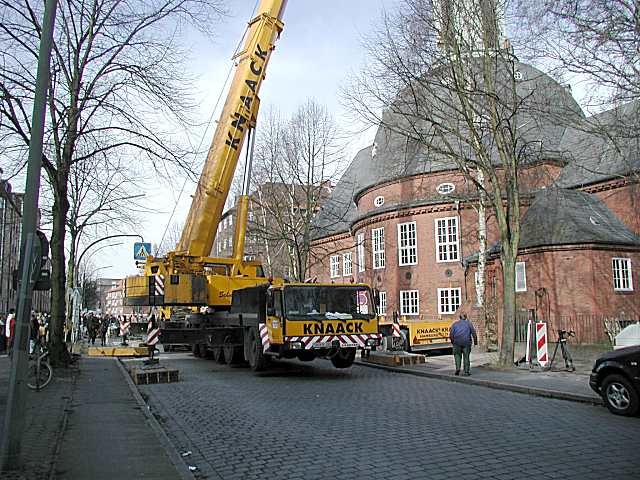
[1,350,191,479]
[53,357,188,480]
[358,347,604,403]
[0,354,77,480]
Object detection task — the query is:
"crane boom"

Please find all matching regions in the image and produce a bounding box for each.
[177,0,287,257]
[124,4,381,369]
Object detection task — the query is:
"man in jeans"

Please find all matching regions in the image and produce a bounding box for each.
[449,314,478,376]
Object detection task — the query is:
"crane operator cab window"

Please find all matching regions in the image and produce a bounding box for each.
[284,286,374,320]
[267,290,283,318]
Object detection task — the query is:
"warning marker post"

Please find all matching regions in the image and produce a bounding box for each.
[523,320,549,370]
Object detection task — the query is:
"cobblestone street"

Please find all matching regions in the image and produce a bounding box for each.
[137,354,640,480]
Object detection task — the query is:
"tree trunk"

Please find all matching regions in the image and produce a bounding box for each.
[475,169,487,309]
[498,251,516,366]
[64,232,77,326]
[49,173,71,367]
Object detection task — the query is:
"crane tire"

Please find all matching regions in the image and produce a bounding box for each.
[330,348,356,369]
[247,327,269,371]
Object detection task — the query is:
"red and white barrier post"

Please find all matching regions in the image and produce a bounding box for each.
[536,322,549,368]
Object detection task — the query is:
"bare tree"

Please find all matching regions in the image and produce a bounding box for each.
[514,0,639,187]
[514,0,638,110]
[344,0,581,365]
[65,150,145,276]
[250,101,344,281]
[0,0,225,365]
[156,221,184,256]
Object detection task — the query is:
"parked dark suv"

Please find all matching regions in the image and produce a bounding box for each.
[590,345,640,416]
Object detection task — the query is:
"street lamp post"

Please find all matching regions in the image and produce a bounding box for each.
[74,234,145,285]
[79,265,113,310]
[0,0,58,470]
[70,234,144,344]
[72,264,113,345]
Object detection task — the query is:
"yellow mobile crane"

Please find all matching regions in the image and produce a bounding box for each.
[125,0,380,370]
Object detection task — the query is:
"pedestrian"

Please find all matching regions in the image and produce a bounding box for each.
[100,319,108,346]
[30,312,40,354]
[146,313,160,361]
[0,314,5,353]
[7,309,16,354]
[119,315,130,346]
[449,314,478,376]
[87,316,97,345]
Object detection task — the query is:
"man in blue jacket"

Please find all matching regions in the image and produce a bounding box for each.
[449,314,478,376]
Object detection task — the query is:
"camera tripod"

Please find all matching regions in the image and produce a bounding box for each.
[545,329,575,372]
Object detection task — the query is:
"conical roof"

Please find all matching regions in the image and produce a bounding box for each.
[520,188,640,249]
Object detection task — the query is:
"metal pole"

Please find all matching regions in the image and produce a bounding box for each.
[75,234,145,285]
[0,0,58,471]
[70,235,142,345]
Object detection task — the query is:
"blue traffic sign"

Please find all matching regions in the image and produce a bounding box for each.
[134,242,152,260]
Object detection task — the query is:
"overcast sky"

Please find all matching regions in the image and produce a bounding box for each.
[89,0,397,279]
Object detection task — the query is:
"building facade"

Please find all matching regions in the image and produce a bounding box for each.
[309,63,639,346]
[213,181,333,280]
[0,179,50,316]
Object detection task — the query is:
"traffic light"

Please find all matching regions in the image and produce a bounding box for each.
[12,230,51,291]
[34,230,51,290]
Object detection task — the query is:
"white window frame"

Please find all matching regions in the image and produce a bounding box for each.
[515,262,527,292]
[435,217,460,263]
[372,227,385,269]
[400,290,419,316]
[438,288,461,314]
[612,257,633,291]
[397,221,418,266]
[378,291,387,315]
[342,252,353,277]
[374,195,385,207]
[356,233,365,272]
[330,255,340,278]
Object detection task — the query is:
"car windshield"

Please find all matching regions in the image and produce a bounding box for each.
[283,285,375,320]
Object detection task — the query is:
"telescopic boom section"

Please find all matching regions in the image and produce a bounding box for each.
[177,0,287,257]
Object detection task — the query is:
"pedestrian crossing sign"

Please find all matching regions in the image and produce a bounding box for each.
[134,242,152,261]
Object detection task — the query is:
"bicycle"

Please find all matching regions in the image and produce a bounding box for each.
[27,339,53,391]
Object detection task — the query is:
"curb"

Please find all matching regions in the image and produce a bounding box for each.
[47,362,80,480]
[355,359,603,405]
[116,359,195,480]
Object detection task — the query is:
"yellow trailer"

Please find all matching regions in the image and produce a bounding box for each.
[379,317,453,352]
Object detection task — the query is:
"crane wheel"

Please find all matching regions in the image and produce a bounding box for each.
[223,335,243,365]
[212,346,224,363]
[246,327,269,371]
[330,348,356,369]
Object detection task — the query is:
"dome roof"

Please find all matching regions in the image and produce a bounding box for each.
[557,100,640,188]
[310,145,373,240]
[311,61,637,243]
[356,60,584,198]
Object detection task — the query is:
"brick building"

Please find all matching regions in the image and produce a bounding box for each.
[104,279,126,317]
[94,277,119,313]
[213,181,333,279]
[308,63,639,345]
[104,278,149,316]
[0,179,50,316]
